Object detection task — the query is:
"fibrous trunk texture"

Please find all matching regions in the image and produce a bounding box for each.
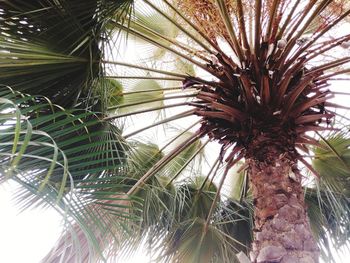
[248,147,319,263]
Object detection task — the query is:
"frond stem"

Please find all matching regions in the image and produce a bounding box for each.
[167,139,210,186]
[254,0,262,55]
[104,102,192,120]
[108,93,198,110]
[112,22,212,74]
[102,60,190,78]
[278,0,329,70]
[236,0,250,54]
[276,0,301,40]
[307,57,350,76]
[124,109,196,139]
[119,86,196,96]
[204,155,243,230]
[142,0,213,54]
[127,130,205,195]
[215,0,245,63]
[287,8,350,68]
[130,20,212,63]
[265,0,280,42]
[107,76,184,81]
[305,35,350,63]
[199,156,221,192]
[158,120,202,153]
[162,0,222,53]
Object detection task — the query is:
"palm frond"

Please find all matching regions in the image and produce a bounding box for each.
[0,0,133,108]
[0,86,136,262]
[308,133,350,262]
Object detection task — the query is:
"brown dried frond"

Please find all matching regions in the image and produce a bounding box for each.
[327,0,348,17]
[176,0,235,42]
[318,0,350,30]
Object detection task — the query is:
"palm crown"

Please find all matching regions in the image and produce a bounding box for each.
[0,0,350,263]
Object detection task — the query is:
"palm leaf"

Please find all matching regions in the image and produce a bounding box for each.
[307,134,350,261]
[0,86,137,262]
[0,0,133,108]
[313,134,350,194]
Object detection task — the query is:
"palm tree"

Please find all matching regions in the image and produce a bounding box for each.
[1,1,350,263]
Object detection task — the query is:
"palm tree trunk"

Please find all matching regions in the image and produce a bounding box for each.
[247,146,319,263]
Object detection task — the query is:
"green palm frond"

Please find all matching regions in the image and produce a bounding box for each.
[313,134,350,194]
[306,134,350,262]
[129,142,164,175]
[115,79,165,114]
[162,218,239,263]
[163,132,205,179]
[0,89,127,184]
[0,86,137,262]
[174,176,217,220]
[0,87,71,198]
[0,0,133,108]
[305,187,350,263]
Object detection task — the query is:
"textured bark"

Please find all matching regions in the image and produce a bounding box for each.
[247,146,319,263]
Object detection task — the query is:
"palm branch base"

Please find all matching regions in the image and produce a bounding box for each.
[248,146,319,263]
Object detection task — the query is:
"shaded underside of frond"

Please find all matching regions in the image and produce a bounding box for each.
[0,0,133,108]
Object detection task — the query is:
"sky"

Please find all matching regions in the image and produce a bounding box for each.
[0,183,61,263]
[0,182,150,263]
